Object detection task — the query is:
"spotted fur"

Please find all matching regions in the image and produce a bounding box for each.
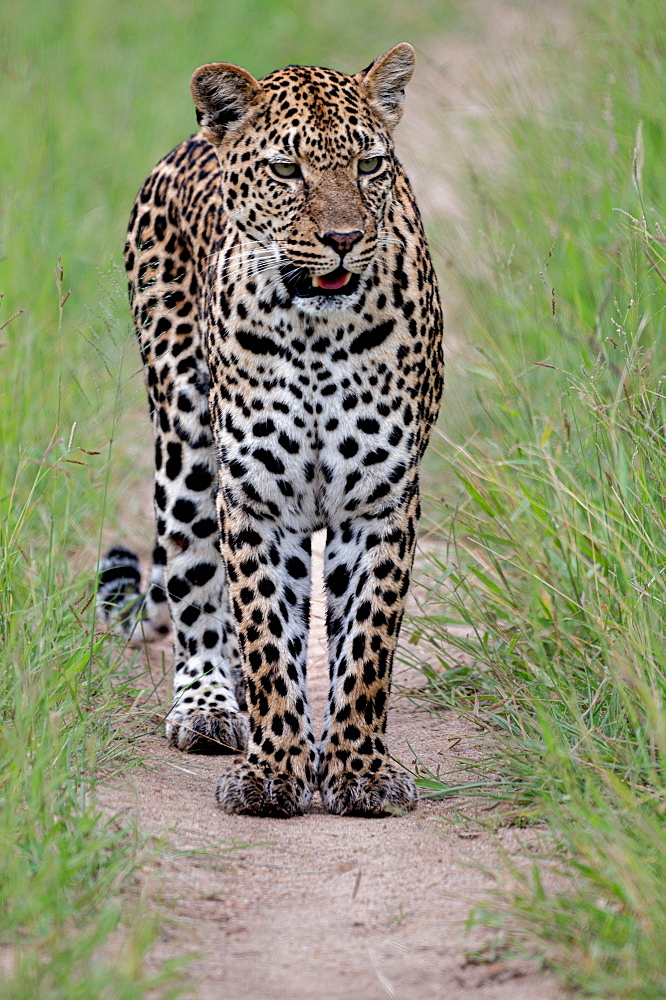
[100,44,444,816]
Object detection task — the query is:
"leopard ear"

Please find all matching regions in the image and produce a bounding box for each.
[357,42,415,130]
[191,62,260,146]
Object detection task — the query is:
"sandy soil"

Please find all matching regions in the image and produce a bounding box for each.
[100,528,565,1000]
[98,5,571,996]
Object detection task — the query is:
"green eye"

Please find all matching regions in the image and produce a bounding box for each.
[269,161,301,179]
[359,156,382,175]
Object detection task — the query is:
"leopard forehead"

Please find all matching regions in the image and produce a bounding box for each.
[243,65,391,164]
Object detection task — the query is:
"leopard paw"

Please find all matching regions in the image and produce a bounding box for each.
[216,761,314,817]
[166,705,247,754]
[319,761,417,816]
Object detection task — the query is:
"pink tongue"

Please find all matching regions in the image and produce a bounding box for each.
[318,271,349,290]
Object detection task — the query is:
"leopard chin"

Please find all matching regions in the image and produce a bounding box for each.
[293,289,363,316]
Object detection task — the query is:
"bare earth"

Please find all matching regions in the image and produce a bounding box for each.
[103,532,564,1000]
[99,5,570,997]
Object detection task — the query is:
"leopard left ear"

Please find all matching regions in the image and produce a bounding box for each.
[356,42,415,131]
[191,62,261,146]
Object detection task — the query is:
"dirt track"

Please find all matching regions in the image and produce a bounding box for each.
[101,529,564,999]
[100,6,569,996]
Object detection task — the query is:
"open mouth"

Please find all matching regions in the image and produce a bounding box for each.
[281,264,360,299]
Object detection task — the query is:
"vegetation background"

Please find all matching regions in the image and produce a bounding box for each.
[1,0,664,996]
[412,2,666,995]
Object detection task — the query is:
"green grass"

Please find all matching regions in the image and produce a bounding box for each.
[0,436,187,997]
[409,1,666,995]
[0,1,459,993]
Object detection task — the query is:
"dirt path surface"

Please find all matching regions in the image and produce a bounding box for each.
[102,531,564,1000]
[105,551,565,1000]
[100,6,570,996]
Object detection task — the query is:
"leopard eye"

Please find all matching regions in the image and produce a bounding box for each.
[269,161,301,179]
[358,156,383,175]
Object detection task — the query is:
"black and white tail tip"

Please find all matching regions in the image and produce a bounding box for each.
[97,546,169,645]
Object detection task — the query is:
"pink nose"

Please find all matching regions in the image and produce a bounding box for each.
[321,230,364,255]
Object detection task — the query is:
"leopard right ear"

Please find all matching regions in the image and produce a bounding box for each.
[356,43,415,131]
[190,63,260,146]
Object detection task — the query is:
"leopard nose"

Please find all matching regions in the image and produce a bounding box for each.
[320,230,364,255]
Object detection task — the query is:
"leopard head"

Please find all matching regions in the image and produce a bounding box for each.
[191,44,415,313]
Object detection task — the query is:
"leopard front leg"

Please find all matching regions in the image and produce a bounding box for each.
[215,508,317,817]
[319,488,421,815]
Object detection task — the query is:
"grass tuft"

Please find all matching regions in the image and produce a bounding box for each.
[411,1,666,994]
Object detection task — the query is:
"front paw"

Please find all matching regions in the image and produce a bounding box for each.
[166,703,247,754]
[216,761,314,817]
[319,756,417,816]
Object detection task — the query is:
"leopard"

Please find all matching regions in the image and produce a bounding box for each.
[98,42,444,818]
